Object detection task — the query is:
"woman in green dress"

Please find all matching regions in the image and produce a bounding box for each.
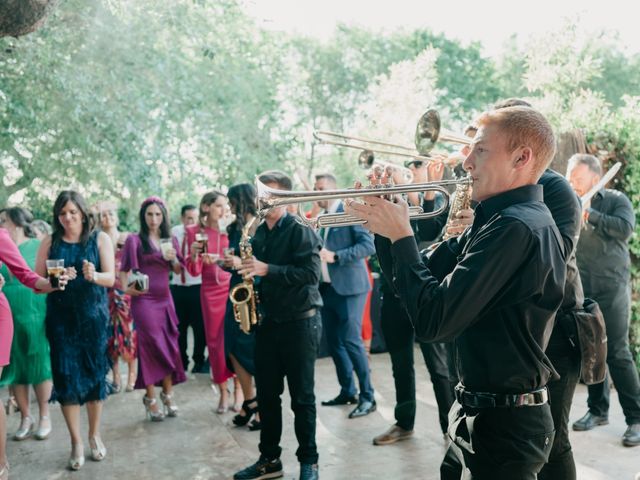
[0,207,53,441]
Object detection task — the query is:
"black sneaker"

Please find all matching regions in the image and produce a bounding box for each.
[572,411,609,431]
[622,423,640,447]
[299,463,319,480]
[233,457,283,480]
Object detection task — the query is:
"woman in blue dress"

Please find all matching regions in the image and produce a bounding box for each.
[223,183,260,430]
[35,191,115,471]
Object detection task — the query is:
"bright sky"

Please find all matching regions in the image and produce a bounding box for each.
[242,0,639,58]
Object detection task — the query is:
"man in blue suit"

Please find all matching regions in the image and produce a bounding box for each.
[314,173,377,418]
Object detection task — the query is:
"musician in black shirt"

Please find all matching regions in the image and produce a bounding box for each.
[347,106,565,479]
[233,171,323,480]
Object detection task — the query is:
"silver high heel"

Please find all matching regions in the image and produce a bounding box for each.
[4,396,18,415]
[89,436,107,461]
[68,443,85,471]
[34,415,52,440]
[159,391,179,417]
[142,395,165,422]
[14,415,34,441]
[0,462,9,480]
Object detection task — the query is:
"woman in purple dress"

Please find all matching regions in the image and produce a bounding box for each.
[120,197,186,421]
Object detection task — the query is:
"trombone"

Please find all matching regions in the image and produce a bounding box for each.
[256,175,472,229]
[313,108,471,174]
[313,130,435,163]
[414,109,472,154]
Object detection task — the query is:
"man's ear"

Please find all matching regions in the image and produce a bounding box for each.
[513,146,533,170]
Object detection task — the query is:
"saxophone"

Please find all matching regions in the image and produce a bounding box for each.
[229,217,260,334]
[441,176,472,241]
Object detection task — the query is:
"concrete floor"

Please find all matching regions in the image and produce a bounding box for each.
[2,351,639,480]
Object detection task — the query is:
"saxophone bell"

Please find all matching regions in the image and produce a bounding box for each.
[229,217,261,334]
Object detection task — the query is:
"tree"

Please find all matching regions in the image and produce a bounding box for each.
[0,0,289,217]
[0,0,58,38]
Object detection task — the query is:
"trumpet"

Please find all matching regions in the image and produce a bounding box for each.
[256,175,472,229]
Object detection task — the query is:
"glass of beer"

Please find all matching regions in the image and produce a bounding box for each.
[195,232,208,255]
[159,238,173,260]
[46,259,65,289]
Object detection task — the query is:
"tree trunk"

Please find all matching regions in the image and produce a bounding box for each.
[550,129,587,175]
[0,0,57,38]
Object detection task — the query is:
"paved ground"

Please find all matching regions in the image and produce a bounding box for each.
[2,350,639,480]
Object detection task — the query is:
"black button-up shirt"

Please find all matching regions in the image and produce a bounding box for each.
[538,169,584,311]
[252,213,322,323]
[577,188,635,286]
[377,184,566,393]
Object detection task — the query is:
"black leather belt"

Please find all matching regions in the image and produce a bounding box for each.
[455,384,548,409]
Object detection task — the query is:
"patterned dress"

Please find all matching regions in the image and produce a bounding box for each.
[0,238,51,386]
[46,231,110,404]
[107,245,137,362]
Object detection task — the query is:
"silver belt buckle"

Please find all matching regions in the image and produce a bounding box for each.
[515,387,548,406]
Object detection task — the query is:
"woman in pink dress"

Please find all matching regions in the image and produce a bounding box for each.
[98,203,137,393]
[120,197,186,422]
[0,228,64,480]
[186,191,239,413]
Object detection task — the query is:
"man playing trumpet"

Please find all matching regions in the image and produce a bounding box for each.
[347,106,565,480]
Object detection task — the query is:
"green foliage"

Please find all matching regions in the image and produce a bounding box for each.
[1,0,289,222]
[2,1,640,364]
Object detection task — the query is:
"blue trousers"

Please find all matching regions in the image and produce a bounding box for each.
[320,283,374,402]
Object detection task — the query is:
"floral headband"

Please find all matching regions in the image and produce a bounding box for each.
[141,196,167,212]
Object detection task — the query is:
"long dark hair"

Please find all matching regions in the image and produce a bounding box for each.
[227,183,256,234]
[4,207,36,238]
[139,199,171,254]
[198,190,226,228]
[52,190,94,247]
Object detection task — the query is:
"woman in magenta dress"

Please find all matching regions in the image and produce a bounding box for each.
[98,203,137,393]
[186,191,238,413]
[1,226,66,479]
[120,197,185,422]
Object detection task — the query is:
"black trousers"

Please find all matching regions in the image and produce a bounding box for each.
[255,314,321,465]
[381,291,456,433]
[171,285,206,368]
[538,326,581,480]
[583,282,640,424]
[440,402,555,480]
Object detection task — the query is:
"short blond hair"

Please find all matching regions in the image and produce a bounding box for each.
[476,106,556,177]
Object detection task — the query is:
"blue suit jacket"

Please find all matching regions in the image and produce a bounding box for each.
[323,202,376,296]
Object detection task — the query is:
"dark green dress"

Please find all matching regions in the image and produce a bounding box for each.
[0,238,51,386]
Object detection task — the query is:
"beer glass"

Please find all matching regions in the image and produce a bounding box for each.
[195,232,209,255]
[159,238,173,260]
[46,259,65,289]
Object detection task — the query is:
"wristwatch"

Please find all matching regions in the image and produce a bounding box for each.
[333,253,339,263]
